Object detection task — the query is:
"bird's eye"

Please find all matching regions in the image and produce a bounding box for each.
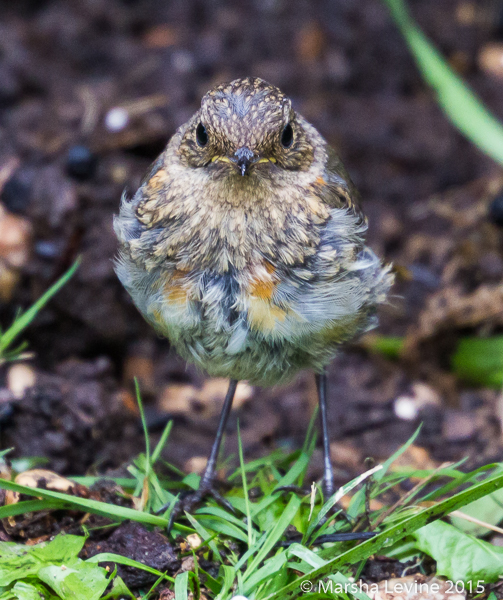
[196,122,208,147]
[280,123,293,148]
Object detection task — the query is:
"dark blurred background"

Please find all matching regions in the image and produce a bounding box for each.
[1,0,503,480]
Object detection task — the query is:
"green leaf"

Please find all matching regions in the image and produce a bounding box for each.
[449,466,503,535]
[5,582,58,600]
[452,337,503,388]
[29,535,86,565]
[382,0,503,167]
[0,535,85,586]
[413,520,503,582]
[365,335,404,359]
[101,576,135,600]
[38,561,109,600]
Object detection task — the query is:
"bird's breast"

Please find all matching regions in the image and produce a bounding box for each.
[150,260,293,338]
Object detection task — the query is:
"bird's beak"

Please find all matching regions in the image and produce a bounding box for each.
[233,146,255,176]
[210,147,277,175]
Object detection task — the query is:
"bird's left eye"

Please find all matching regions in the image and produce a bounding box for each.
[281,123,294,148]
[196,122,208,147]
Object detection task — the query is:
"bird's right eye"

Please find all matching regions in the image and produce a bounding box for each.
[196,122,208,147]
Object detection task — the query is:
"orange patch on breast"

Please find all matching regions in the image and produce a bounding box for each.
[249,261,278,300]
[247,261,287,331]
[163,269,190,306]
[315,175,326,186]
[249,278,275,300]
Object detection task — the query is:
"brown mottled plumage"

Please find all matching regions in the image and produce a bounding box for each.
[114,77,393,513]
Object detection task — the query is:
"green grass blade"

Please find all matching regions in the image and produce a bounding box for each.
[195,506,248,531]
[237,422,254,548]
[0,478,170,527]
[263,471,503,599]
[0,499,70,519]
[382,0,503,166]
[174,571,189,600]
[243,551,288,594]
[215,565,235,600]
[244,494,301,581]
[288,543,326,569]
[151,420,173,465]
[306,464,383,541]
[0,259,80,355]
[232,532,268,573]
[184,512,222,561]
[197,517,249,543]
[69,477,138,488]
[87,553,174,583]
[227,450,290,480]
[374,425,421,481]
[250,451,311,518]
[135,380,150,468]
[198,569,221,596]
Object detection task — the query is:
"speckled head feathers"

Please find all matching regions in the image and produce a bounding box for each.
[178,77,314,172]
[200,77,292,151]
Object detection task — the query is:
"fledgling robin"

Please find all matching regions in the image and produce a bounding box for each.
[114,77,393,517]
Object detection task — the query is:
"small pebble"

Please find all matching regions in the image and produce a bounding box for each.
[186,533,202,549]
[104,107,130,132]
[1,172,32,214]
[66,145,98,180]
[488,194,503,226]
[394,396,419,421]
[35,240,60,259]
[479,42,503,79]
[7,363,36,399]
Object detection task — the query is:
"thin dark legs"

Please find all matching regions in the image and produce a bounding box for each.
[315,368,335,498]
[164,379,238,530]
[200,378,238,488]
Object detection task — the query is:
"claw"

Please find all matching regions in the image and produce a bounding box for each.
[165,482,236,534]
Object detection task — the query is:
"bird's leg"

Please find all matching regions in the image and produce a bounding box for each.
[199,378,238,490]
[163,379,238,531]
[315,369,334,497]
[311,368,356,533]
[276,371,335,499]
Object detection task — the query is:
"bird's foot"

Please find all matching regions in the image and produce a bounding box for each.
[164,480,236,533]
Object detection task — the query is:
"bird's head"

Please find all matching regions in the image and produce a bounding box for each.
[178,77,315,177]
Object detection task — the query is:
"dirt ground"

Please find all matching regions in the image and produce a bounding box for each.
[1,0,503,484]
